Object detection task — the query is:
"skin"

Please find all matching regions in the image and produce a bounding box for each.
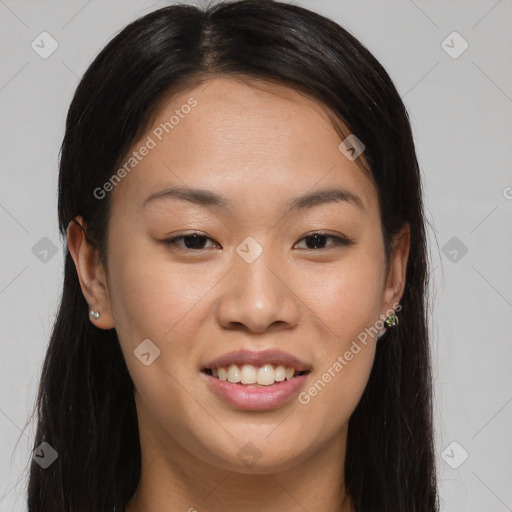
[68,77,410,512]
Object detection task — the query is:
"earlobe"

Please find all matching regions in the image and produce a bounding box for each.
[377,223,410,340]
[67,216,115,330]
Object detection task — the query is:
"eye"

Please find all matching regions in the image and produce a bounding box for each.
[162,231,355,252]
[163,232,220,251]
[294,232,355,250]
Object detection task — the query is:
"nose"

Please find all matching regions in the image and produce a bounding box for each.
[216,250,300,334]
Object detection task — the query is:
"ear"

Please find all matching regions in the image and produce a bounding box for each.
[380,222,410,314]
[67,215,115,330]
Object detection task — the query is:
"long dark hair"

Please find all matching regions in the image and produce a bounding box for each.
[23,1,438,510]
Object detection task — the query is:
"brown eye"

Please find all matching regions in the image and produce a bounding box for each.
[295,232,355,250]
[161,231,354,252]
[163,233,220,250]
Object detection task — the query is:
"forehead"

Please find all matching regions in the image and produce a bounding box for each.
[109,77,378,219]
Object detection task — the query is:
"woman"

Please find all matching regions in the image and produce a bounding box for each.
[26,1,438,511]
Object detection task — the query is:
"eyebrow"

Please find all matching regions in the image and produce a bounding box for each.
[141,186,365,211]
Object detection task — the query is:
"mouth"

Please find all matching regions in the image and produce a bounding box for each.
[201,364,312,387]
[201,362,312,411]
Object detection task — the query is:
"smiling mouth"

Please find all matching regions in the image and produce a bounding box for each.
[202,364,311,387]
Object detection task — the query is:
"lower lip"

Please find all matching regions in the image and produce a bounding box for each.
[201,371,310,411]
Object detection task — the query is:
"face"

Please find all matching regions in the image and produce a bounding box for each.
[70,77,409,475]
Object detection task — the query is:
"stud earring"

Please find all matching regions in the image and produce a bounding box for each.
[384,313,399,328]
[89,310,100,320]
[377,311,399,340]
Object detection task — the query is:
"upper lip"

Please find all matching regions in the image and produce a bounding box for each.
[202,349,312,372]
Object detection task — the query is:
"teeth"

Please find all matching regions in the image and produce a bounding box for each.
[209,363,301,386]
[240,364,257,384]
[274,365,286,382]
[227,364,241,383]
[256,364,275,386]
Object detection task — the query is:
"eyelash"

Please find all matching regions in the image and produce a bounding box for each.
[162,231,355,252]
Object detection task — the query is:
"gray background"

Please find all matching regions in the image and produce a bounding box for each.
[1,0,511,510]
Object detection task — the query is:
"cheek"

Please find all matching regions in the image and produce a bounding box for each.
[109,246,208,337]
[298,261,382,436]
[105,243,219,394]
[295,341,375,452]
[108,249,212,416]
[305,249,384,344]
[296,249,382,427]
